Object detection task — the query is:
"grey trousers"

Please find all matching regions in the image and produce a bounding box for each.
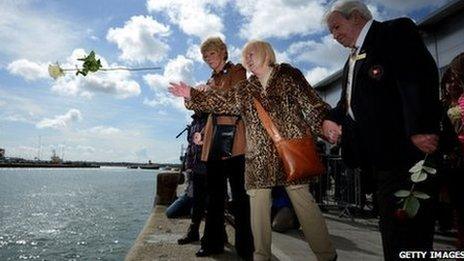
[247,184,336,261]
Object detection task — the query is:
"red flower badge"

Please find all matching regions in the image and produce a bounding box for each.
[368,65,383,80]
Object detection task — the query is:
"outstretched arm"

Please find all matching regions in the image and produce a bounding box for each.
[169,81,192,98]
[168,81,243,115]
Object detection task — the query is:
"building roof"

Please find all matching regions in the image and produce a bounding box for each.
[418,0,464,30]
[313,69,342,90]
[313,0,464,90]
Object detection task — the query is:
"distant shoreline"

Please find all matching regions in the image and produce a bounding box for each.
[0,162,181,169]
[0,163,100,168]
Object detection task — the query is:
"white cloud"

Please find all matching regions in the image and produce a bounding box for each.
[3,114,35,124]
[305,66,332,86]
[81,126,122,136]
[275,49,291,64]
[229,45,243,64]
[55,126,175,162]
[75,145,96,154]
[107,15,171,63]
[7,59,49,81]
[283,35,348,86]
[286,35,348,69]
[17,124,158,162]
[186,44,203,63]
[0,1,80,62]
[9,144,94,160]
[143,55,194,111]
[156,110,168,116]
[36,109,82,129]
[86,28,100,41]
[145,55,195,90]
[52,72,141,99]
[274,34,348,86]
[235,0,326,39]
[147,0,227,39]
[366,4,388,22]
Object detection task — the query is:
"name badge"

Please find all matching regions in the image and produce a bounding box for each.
[355,53,367,61]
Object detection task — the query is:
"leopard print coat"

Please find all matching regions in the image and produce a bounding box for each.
[187,63,330,190]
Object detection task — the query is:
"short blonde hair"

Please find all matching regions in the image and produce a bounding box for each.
[241,40,276,71]
[200,37,228,61]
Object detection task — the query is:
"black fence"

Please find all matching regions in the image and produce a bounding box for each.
[309,155,373,219]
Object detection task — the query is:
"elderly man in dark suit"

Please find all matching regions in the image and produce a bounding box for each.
[321,1,441,260]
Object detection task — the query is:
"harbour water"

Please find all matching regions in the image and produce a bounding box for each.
[0,167,158,260]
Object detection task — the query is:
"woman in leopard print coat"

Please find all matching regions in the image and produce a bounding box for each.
[169,40,336,261]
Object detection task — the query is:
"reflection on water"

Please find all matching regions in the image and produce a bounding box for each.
[0,168,157,260]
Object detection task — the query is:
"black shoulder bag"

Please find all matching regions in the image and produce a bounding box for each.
[209,114,240,160]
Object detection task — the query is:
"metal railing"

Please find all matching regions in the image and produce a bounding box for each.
[310,155,369,219]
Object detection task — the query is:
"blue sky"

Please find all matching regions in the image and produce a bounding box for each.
[0,0,451,163]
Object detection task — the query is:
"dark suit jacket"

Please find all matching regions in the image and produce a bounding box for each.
[327,18,440,171]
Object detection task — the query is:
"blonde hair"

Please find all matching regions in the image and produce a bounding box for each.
[200,37,228,61]
[241,40,276,71]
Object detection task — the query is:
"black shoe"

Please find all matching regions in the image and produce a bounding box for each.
[178,224,199,245]
[195,247,224,257]
[177,233,199,245]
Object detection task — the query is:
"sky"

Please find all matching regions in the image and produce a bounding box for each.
[0,0,452,163]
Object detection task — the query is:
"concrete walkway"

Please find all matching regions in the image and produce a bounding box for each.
[125,206,457,261]
[125,205,242,261]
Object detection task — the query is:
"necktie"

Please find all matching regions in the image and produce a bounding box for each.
[350,47,358,60]
[347,46,358,120]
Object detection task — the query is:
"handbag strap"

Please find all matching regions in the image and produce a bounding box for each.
[253,98,283,143]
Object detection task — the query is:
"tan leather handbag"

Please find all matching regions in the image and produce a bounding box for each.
[253,98,325,181]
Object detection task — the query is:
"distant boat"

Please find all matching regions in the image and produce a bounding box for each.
[139,165,160,170]
[127,166,139,169]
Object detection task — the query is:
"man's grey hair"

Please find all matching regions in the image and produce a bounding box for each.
[323,0,373,25]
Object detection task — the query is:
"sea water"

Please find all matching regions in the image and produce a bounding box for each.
[0,167,158,260]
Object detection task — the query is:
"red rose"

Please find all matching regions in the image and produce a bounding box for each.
[394,209,409,222]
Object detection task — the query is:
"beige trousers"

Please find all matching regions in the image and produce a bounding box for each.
[247,184,336,261]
